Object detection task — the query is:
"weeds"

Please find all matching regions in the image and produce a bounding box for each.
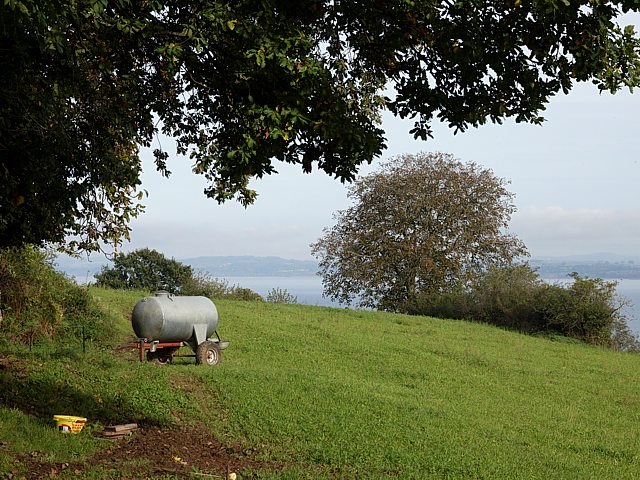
[266,288,298,304]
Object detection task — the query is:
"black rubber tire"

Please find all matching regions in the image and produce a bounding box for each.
[195,341,221,366]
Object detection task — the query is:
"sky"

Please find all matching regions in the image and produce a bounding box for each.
[120,78,640,262]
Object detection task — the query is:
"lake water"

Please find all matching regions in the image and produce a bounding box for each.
[223,276,640,336]
[618,280,640,335]
[222,276,336,307]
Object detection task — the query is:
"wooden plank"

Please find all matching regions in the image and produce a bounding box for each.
[104,423,138,433]
[100,431,129,438]
[113,423,138,432]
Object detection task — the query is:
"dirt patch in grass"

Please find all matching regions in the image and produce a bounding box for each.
[0,352,289,478]
[16,426,287,479]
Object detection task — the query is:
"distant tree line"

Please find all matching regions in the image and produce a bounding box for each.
[94,248,192,294]
[94,248,263,301]
[0,242,635,350]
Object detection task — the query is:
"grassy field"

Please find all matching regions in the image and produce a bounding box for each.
[0,287,639,478]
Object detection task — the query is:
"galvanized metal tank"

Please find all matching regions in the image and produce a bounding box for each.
[131,292,219,347]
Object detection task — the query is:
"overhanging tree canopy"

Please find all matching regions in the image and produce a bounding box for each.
[2,0,639,252]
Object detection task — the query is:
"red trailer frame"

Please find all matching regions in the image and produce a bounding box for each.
[136,336,229,365]
[137,339,184,363]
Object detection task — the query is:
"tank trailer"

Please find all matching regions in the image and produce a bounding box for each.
[132,292,229,365]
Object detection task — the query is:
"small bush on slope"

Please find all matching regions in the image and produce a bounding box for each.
[182,270,264,301]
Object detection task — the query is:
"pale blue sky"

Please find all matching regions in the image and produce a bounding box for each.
[121,79,640,261]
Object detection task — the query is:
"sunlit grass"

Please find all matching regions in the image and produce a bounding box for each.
[88,286,151,341]
[0,289,638,478]
[202,301,640,478]
[0,408,103,462]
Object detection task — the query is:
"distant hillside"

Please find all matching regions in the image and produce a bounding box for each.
[55,253,640,282]
[530,257,640,279]
[182,255,317,277]
[55,254,318,281]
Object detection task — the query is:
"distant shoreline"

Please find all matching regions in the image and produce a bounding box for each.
[529,261,640,280]
[55,254,640,281]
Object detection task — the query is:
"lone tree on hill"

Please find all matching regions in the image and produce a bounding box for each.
[311,152,528,311]
[2,1,640,252]
[94,248,192,293]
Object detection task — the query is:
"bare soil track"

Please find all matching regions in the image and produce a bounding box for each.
[15,427,286,479]
[0,352,288,479]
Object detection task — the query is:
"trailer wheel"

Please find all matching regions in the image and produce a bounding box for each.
[196,341,221,366]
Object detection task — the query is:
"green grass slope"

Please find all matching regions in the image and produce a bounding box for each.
[1,287,639,479]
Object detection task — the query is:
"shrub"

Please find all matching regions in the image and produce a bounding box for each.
[470,264,543,331]
[266,288,298,304]
[534,274,627,347]
[408,264,639,351]
[181,271,263,302]
[227,287,264,302]
[181,271,232,298]
[94,248,192,293]
[610,316,640,352]
[404,286,471,320]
